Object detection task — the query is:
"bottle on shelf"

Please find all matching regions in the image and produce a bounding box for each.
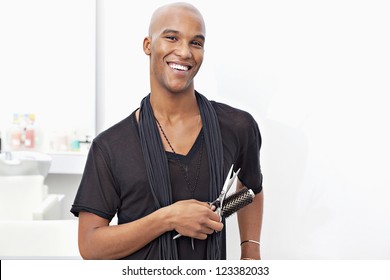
[24,114,35,149]
[10,114,22,149]
[70,131,80,152]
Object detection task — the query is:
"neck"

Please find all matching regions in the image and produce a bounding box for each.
[150,89,199,122]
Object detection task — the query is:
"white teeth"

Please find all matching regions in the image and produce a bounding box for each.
[169,63,189,71]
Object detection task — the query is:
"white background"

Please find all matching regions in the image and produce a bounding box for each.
[97,0,390,259]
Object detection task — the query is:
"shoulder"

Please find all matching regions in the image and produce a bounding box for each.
[93,110,138,149]
[210,101,259,134]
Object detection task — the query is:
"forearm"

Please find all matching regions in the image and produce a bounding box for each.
[79,207,172,260]
[78,199,222,259]
[236,182,263,259]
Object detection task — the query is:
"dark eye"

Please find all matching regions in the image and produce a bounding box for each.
[165,36,177,41]
[191,40,204,48]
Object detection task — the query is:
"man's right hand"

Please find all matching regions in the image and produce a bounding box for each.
[165,199,224,239]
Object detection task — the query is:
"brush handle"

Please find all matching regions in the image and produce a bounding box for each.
[221,187,255,218]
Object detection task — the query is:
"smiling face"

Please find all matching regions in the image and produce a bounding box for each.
[144,3,206,95]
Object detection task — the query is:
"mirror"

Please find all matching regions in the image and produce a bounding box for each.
[0,0,95,153]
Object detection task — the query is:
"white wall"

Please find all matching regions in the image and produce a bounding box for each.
[98,0,390,259]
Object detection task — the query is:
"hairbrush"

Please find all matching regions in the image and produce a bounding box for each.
[221,187,255,218]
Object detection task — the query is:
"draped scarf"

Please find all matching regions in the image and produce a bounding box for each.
[138,91,224,259]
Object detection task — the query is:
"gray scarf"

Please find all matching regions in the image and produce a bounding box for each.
[138,91,224,259]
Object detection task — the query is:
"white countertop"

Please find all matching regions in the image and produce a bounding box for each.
[0,220,81,259]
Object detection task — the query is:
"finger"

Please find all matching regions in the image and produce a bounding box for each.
[199,201,213,208]
[201,226,215,235]
[188,199,207,205]
[186,231,201,239]
[198,222,223,236]
[208,211,222,222]
[207,220,224,232]
[194,233,208,240]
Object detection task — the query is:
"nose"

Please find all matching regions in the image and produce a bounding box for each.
[175,42,192,59]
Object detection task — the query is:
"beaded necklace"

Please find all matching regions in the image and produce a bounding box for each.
[155,117,204,197]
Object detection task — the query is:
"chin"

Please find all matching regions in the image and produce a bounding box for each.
[165,85,191,94]
[171,89,194,96]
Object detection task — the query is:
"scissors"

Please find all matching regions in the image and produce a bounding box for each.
[210,164,241,216]
[173,164,240,250]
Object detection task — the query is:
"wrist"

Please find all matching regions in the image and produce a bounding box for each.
[240,239,261,260]
[156,205,175,232]
[240,239,260,246]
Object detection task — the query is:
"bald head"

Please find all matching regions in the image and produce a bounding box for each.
[143,2,206,94]
[148,2,206,38]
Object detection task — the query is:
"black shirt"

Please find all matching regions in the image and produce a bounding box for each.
[71,101,263,259]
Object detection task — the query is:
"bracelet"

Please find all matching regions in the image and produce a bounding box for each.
[240,240,260,246]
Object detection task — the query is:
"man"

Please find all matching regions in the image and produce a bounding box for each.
[71,2,263,260]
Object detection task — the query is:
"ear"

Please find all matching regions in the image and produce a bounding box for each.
[143,37,151,55]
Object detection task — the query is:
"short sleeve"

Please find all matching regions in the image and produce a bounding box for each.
[70,140,121,221]
[235,113,263,194]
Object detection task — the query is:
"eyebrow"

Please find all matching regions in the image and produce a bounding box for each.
[161,29,205,42]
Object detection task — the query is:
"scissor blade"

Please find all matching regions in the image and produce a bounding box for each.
[217,165,240,210]
[210,165,241,208]
[222,166,240,195]
[221,165,234,192]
